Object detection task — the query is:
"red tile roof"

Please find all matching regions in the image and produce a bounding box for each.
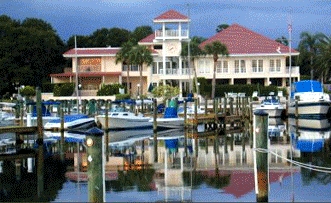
[50,72,121,77]
[200,24,298,55]
[63,47,158,57]
[63,47,121,57]
[154,10,189,22]
[139,33,156,43]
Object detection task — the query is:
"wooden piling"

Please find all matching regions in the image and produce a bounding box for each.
[153,98,158,162]
[86,127,105,203]
[253,109,269,202]
[60,103,65,163]
[36,87,44,198]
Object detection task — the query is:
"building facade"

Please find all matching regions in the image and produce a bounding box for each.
[50,9,300,98]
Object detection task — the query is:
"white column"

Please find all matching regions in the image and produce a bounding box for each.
[27,158,34,173]
[26,112,32,127]
[178,22,182,40]
[0,161,3,173]
[179,57,183,76]
[179,81,183,98]
[180,150,184,172]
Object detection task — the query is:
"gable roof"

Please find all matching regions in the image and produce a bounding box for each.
[153,9,190,23]
[200,24,298,56]
[63,47,158,57]
[139,33,156,44]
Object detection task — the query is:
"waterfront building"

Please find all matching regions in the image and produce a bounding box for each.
[49,9,299,99]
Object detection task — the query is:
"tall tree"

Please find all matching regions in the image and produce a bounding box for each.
[0,15,66,95]
[108,27,131,47]
[316,35,331,82]
[204,41,229,99]
[116,41,135,95]
[275,36,289,46]
[298,31,326,80]
[129,45,153,96]
[130,26,153,44]
[216,24,229,33]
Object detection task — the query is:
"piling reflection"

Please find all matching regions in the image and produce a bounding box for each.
[1,117,331,202]
[0,157,66,202]
[289,119,331,186]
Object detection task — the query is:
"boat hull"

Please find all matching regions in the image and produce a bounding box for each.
[44,114,96,130]
[96,115,152,130]
[151,117,185,130]
[288,101,331,119]
[289,118,331,131]
[255,107,285,117]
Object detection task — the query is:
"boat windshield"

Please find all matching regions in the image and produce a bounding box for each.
[110,106,125,112]
[262,96,280,105]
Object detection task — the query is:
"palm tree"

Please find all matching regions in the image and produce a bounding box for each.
[115,41,133,94]
[181,37,206,96]
[316,35,331,82]
[115,41,134,95]
[298,32,326,80]
[129,45,153,96]
[204,41,229,99]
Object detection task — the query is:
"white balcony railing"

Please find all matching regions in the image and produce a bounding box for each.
[286,66,300,75]
[155,29,189,39]
[154,68,193,75]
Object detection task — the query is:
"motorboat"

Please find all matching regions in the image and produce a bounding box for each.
[3,101,61,126]
[44,130,86,143]
[267,118,286,139]
[96,106,152,130]
[149,104,184,130]
[288,117,331,131]
[288,80,331,119]
[44,114,96,131]
[255,95,285,118]
[290,124,330,153]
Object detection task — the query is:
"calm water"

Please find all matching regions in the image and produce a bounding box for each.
[1,118,331,202]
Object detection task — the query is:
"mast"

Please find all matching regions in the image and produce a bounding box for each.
[74,36,80,113]
[187,3,193,93]
[288,18,292,101]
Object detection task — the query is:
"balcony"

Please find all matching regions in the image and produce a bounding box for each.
[286,66,300,75]
[155,29,189,40]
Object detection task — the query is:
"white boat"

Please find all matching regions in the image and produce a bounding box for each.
[255,95,285,118]
[3,101,60,126]
[290,124,330,153]
[150,106,184,130]
[177,105,205,117]
[268,118,286,138]
[288,117,331,130]
[108,128,153,145]
[44,114,96,131]
[96,106,152,130]
[288,80,331,119]
[44,131,86,143]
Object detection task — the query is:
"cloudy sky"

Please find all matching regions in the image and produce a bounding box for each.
[1,0,331,48]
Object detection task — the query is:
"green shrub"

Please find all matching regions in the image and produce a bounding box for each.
[97,83,125,96]
[115,93,130,100]
[20,86,36,98]
[53,83,75,96]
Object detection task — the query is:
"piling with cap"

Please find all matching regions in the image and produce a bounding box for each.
[86,127,105,203]
[253,109,269,202]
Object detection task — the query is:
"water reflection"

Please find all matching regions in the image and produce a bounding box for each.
[1,118,331,202]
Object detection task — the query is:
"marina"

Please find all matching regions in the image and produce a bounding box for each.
[0,92,331,202]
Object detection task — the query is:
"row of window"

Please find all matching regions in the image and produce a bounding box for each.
[122,59,282,74]
[199,59,282,74]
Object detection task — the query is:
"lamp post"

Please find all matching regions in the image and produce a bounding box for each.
[137,84,140,99]
[78,83,82,114]
[197,82,200,96]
